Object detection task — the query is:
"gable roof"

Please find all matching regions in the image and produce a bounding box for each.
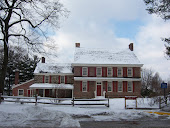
[73,47,142,66]
[34,63,72,74]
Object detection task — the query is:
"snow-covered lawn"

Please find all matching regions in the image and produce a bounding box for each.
[0,98,169,127]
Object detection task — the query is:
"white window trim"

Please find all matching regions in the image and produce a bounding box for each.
[117,68,123,77]
[127,68,133,77]
[107,67,112,76]
[60,76,65,84]
[107,82,112,92]
[18,89,24,96]
[82,81,87,92]
[127,81,133,92]
[96,67,102,77]
[82,67,88,76]
[118,82,123,92]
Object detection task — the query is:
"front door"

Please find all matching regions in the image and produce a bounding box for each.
[97,85,101,96]
[27,89,30,97]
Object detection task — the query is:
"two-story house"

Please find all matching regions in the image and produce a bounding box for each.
[12,59,74,98]
[72,43,143,98]
[12,43,143,98]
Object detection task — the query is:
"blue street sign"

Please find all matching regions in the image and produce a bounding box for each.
[161,83,167,89]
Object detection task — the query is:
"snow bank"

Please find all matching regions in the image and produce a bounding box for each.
[0,103,80,127]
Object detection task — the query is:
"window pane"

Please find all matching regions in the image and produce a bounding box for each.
[39,89,43,97]
[128,68,132,77]
[82,67,87,76]
[128,82,132,92]
[118,82,122,92]
[61,76,64,83]
[82,82,87,92]
[19,90,23,95]
[97,68,102,76]
[108,68,112,76]
[118,68,122,77]
[108,82,112,92]
[45,76,49,83]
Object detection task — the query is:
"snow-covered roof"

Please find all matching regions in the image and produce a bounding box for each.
[34,63,72,74]
[30,83,73,89]
[73,47,142,65]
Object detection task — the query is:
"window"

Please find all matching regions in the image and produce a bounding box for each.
[127,82,133,92]
[39,89,43,97]
[61,76,65,83]
[108,82,112,92]
[117,68,122,77]
[97,67,102,76]
[82,82,87,92]
[45,76,49,83]
[107,67,112,76]
[82,67,88,76]
[118,82,123,92]
[127,68,132,77]
[18,89,24,96]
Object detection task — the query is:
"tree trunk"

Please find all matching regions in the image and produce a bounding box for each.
[0,37,9,94]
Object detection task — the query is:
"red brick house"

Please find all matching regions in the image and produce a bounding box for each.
[12,61,74,98]
[72,43,143,98]
[12,43,143,98]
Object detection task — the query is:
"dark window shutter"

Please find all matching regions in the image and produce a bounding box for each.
[58,76,60,84]
[43,76,45,83]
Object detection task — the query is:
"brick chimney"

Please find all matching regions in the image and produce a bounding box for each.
[42,57,45,63]
[75,43,80,48]
[15,70,19,85]
[129,43,133,51]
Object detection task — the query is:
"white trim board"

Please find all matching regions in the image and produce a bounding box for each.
[74,77,141,81]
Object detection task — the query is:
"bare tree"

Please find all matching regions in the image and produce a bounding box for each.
[0,0,69,94]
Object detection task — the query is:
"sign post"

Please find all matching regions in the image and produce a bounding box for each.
[161,83,167,98]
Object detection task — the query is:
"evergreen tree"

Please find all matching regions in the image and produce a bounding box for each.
[0,46,39,95]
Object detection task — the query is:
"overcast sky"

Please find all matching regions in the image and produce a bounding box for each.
[46,0,170,81]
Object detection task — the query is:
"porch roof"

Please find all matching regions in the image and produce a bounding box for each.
[29,83,74,90]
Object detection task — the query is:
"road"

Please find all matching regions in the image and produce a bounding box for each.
[80,120,170,128]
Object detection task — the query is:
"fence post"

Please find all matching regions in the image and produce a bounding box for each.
[107,97,109,107]
[159,97,161,109]
[72,97,74,107]
[0,93,1,104]
[35,94,38,106]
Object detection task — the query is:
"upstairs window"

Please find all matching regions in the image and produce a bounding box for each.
[96,67,102,76]
[45,76,49,83]
[107,67,112,76]
[60,76,65,83]
[117,68,122,77]
[127,68,133,77]
[82,67,88,76]
[127,82,133,92]
[108,82,112,92]
[118,82,123,92]
[82,82,87,92]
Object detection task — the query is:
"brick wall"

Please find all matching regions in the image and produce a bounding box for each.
[34,75,74,84]
[105,81,141,98]
[133,67,141,78]
[74,66,141,78]
[73,81,95,98]
[12,79,34,96]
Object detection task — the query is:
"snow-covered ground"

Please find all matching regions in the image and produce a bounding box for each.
[0,98,169,127]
